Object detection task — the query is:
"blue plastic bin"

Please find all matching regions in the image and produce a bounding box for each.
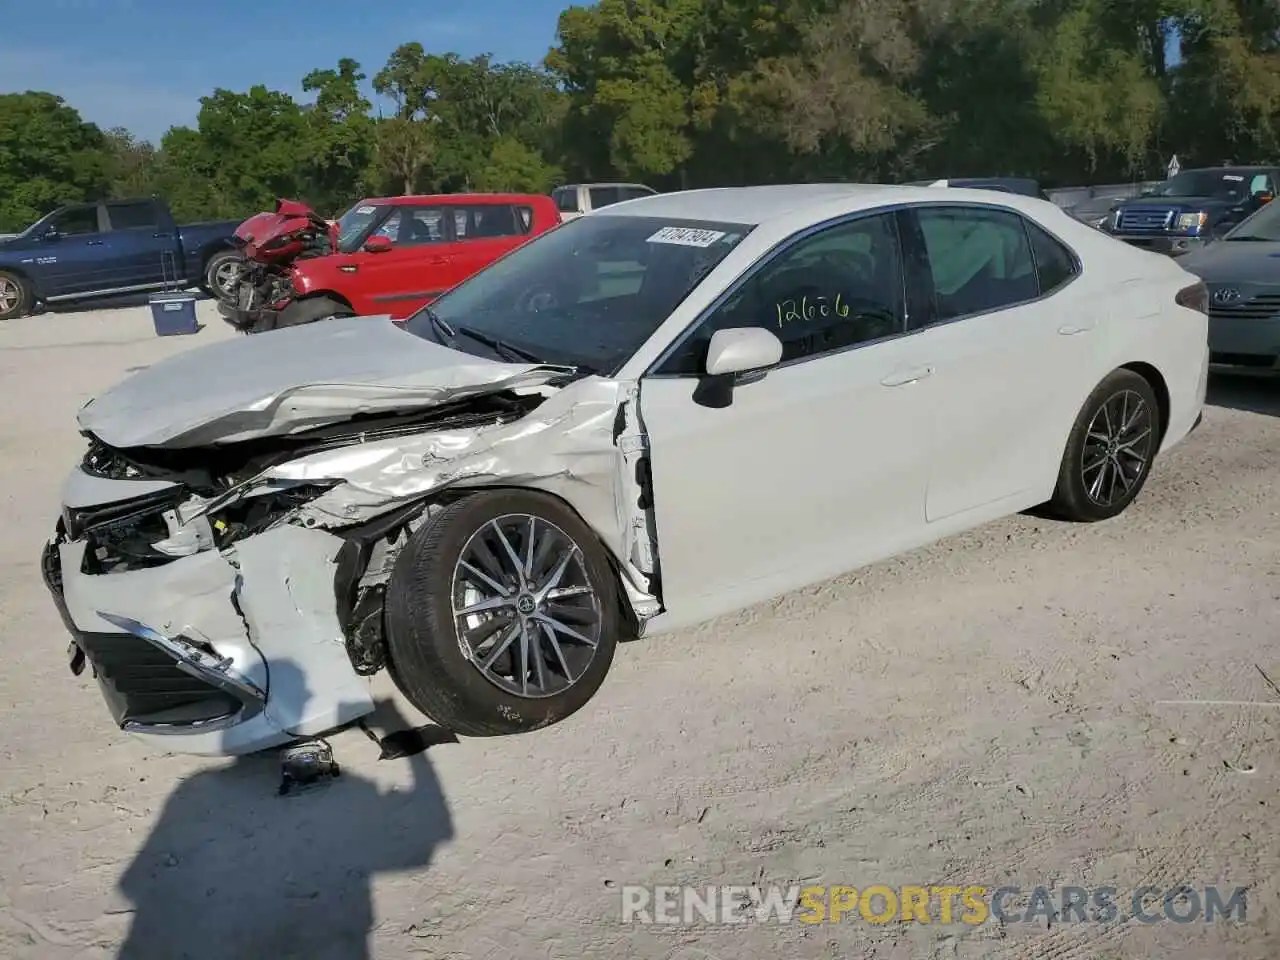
[148,291,199,336]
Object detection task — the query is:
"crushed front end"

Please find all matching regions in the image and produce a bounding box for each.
[43,395,536,756]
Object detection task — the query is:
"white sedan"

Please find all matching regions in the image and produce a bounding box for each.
[43,184,1209,756]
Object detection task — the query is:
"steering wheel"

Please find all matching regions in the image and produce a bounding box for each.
[515,285,561,314]
[815,249,876,280]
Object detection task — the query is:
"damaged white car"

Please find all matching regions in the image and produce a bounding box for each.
[43,184,1209,756]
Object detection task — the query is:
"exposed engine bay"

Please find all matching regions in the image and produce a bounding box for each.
[222,199,337,333]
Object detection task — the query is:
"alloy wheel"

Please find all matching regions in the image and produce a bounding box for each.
[451,513,603,698]
[0,277,20,315]
[1081,389,1154,507]
[213,260,240,297]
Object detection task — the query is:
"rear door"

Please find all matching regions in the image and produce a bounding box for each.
[448,202,534,287]
[102,200,174,288]
[35,204,113,297]
[898,204,1094,523]
[356,204,453,316]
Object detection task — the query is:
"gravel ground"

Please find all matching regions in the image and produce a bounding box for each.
[0,301,1277,960]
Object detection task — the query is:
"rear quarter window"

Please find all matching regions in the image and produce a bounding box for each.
[1025,220,1078,295]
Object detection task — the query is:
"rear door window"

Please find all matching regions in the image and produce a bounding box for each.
[452,205,524,240]
[588,186,623,210]
[915,206,1039,322]
[106,201,161,231]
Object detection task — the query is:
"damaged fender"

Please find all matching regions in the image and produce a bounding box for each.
[265,377,662,624]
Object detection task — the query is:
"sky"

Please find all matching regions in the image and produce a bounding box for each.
[0,0,569,144]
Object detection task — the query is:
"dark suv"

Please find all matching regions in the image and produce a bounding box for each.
[1102,166,1279,256]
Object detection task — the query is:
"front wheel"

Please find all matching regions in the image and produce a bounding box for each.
[0,270,32,321]
[203,250,243,302]
[384,491,621,737]
[1049,369,1161,522]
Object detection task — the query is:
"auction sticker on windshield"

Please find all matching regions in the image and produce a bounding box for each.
[647,227,727,247]
[356,205,378,214]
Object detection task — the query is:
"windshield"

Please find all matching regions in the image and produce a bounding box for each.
[334,202,383,252]
[1224,199,1280,241]
[403,214,753,374]
[1150,170,1256,201]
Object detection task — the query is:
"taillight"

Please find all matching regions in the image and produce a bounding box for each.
[1175,280,1207,314]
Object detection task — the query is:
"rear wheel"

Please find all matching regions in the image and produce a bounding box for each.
[0,271,32,321]
[203,250,243,302]
[267,296,353,331]
[1049,369,1161,522]
[384,491,621,737]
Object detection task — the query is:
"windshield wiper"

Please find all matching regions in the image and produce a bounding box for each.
[422,306,455,343]
[453,325,546,364]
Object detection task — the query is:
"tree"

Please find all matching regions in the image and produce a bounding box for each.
[0,92,110,231]
[301,58,377,213]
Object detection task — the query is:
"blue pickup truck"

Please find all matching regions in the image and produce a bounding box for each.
[0,198,243,320]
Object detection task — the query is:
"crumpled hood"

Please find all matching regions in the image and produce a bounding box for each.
[78,316,569,449]
[234,199,337,264]
[1179,239,1280,283]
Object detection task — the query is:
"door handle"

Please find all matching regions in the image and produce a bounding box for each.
[880,365,934,387]
[86,239,104,245]
[153,232,172,238]
[425,255,452,264]
[1057,324,1092,335]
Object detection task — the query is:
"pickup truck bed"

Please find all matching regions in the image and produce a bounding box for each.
[0,198,242,320]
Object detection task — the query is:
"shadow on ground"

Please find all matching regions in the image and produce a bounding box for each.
[1206,367,1280,418]
[115,683,455,960]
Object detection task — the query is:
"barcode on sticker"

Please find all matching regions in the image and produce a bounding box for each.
[647,227,726,247]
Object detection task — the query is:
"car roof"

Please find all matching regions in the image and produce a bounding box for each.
[597,183,1057,228]
[368,194,551,206]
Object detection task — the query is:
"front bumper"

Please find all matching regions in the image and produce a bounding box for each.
[1207,314,1280,366]
[45,470,375,757]
[217,298,277,333]
[1109,233,1206,257]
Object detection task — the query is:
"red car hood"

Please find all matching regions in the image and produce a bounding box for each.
[234,199,338,263]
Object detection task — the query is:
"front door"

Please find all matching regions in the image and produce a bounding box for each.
[637,211,937,622]
[902,204,1097,523]
[36,204,112,296]
[358,204,455,317]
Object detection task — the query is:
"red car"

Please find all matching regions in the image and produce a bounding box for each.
[219,193,561,333]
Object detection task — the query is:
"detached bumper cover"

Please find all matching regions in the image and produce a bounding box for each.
[217,298,277,332]
[44,471,375,757]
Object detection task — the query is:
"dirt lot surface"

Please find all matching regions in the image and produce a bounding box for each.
[0,302,1277,960]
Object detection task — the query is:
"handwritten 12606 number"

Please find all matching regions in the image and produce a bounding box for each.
[776,294,850,329]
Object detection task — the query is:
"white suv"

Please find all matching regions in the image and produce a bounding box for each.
[551,183,657,221]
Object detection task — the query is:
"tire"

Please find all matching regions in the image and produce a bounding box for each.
[203,250,243,302]
[0,270,32,321]
[268,296,352,331]
[1049,368,1162,522]
[384,490,622,737]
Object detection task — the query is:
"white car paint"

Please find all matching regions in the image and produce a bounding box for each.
[47,183,1208,755]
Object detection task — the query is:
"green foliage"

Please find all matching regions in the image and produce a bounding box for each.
[5,1,1280,231]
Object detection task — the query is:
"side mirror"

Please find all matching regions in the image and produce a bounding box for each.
[43,226,61,241]
[694,327,783,409]
[705,327,783,376]
[363,235,393,253]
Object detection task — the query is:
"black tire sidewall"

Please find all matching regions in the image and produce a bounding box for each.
[0,271,31,321]
[203,251,242,302]
[1053,369,1161,522]
[384,491,621,737]
[275,297,351,329]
